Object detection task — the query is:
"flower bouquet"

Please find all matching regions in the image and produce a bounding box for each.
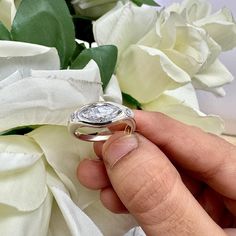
[0,0,235,235]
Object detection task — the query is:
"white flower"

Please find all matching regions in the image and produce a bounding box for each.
[71,0,121,19]
[0,40,60,80]
[142,84,224,135]
[93,2,228,133]
[167,0,236,51]
[0,41,135,235]
[165,0,236,95]
[140,10,234,96]
[0,127,136,235]
[94,2,191,102]
[0,0,17,30]
[0,131,100,236]
[0,41,123,132]
[94,2,158,57]
[116,45,190,103]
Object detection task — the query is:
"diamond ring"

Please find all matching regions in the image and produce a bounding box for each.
[68,101,136,142]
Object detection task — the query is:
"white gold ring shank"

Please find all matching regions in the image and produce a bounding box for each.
[68,102,136,142]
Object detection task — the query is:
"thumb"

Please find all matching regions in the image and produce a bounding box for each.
[102,132,225,236]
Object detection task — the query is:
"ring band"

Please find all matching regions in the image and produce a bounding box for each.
[68,101,136,142]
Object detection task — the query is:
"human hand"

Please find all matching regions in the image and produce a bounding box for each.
[77,111,236,236]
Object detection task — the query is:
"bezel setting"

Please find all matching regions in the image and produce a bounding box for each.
[77,102,123,125]
[68,101,136,142]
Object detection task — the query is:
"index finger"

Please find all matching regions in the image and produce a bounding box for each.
[134,110,236,199]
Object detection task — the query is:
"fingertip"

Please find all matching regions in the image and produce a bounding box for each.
[77,159,110,190]
[94,141,104,158]
[100,187,128,214]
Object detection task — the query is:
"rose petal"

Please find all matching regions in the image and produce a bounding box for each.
[199,34,221,72]
[84,200,136,236]
[28,125,99,209]
[117,45,190,103]
[46,168,79,236]
[197,86,236,135]
[164,83,200,109]
[48,199,72,236]
[93,2,157,57]
[46,165,70,195]
[0,152,41,173]
[0,135,47,211]
[50,187,103,236]
[140,10,220,78]
[168,1,236,51]
[142,90,224,135]
[102,75,122,104]
[0,41,60,80]
[0,134,43,173]
[0,61,102,132]
[163,24,213,77]
[195,8,236,51]
[193,59,234,92]
[138,11,177,50]
[179,0,212,22]
[0,0,16,30]
[124,227,145,236]
[31,59,101,83]
[0,192,53,236]
[72,0,117,18]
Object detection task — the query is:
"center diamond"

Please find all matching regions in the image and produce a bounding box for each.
[79,103,122,124]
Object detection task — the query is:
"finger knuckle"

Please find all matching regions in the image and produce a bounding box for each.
[124,160,180,215]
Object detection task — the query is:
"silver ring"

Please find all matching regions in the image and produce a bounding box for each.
[68,101,136,142]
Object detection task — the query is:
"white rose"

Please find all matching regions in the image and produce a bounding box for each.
[166,0,236,95]
[93,2,227,133]
[142,84,224,135]
[0,41,136,236]
[94,3,191,102]
[94,2,158,57]
[0,40,123,132]
[0,127,136,236]
[71,0,121,19]
[167,0,236,51]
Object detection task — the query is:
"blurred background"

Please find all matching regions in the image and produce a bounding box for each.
[158,0,236,135]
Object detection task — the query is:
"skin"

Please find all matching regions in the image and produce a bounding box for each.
[77,110,236,236]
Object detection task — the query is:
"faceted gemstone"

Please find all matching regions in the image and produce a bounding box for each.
[79,103,122,124]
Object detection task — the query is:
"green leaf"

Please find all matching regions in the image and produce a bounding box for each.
[70,42,86,66]
[143,0,160,6]
[132,0,160,7]
[11,0,76,68]
[131,0,142,6]
[0,22,12,40]
[122,93,142,109]
[0,126,39,136]
[71,45,118,90]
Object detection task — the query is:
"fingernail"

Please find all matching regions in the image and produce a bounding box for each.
[103,134,138,168]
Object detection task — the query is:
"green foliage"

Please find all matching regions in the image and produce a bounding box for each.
[70,42,87,65]
[0,22,11,40]
[71,45,118,90]
[122,93,142,109]
[11,0,76,68]
[0,126,38,136]
[132,0,160,7]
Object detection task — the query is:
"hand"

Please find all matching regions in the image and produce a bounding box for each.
[77,110,236,236]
